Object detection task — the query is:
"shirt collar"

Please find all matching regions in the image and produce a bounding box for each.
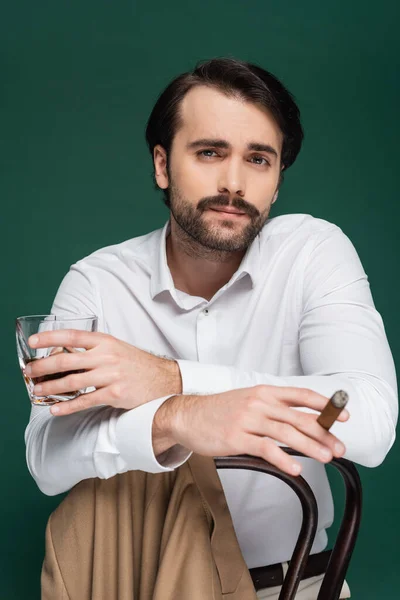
[150,220,262,301]
[150,221,174,300]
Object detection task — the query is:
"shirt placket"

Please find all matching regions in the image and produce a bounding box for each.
[196,306,218,362]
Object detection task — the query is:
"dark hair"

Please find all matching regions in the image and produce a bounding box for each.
[145,57,304,206]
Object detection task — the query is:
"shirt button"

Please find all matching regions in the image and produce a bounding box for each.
[203,308,209,315]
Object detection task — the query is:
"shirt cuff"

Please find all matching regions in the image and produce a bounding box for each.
[177,360,235,394]
[115,395,192,473]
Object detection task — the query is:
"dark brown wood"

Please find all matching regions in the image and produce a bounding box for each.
[214,454,318,600]
[215,448,362,600]
[316,457,362,599]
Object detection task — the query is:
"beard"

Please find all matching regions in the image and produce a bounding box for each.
[168,182,273,253]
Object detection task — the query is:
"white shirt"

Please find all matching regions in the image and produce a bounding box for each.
[25,213,398,569]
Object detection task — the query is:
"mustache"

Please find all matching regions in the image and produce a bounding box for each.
[197,195,260,219]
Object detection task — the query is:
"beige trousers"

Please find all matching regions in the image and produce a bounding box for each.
[42,454,258,599]
[41,454,348,600]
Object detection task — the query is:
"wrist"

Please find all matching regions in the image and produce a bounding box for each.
[152,395,180,456]
[159,358,182,396]
[169,359,183,394]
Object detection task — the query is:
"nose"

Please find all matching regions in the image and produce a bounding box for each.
[217,157,246,198]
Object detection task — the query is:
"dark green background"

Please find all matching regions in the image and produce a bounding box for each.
[1,1,399,598]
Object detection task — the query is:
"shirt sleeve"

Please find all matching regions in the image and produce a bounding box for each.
[177,227,398,468]
[24,264,192,497]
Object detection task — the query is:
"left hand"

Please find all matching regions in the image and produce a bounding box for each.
[27,330,182,416]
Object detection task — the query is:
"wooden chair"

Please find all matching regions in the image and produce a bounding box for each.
[214,448,362,600]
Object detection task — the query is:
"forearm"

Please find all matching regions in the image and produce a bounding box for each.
[176,360,397,467]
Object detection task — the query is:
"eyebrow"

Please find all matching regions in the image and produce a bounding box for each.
[186,138,279,159]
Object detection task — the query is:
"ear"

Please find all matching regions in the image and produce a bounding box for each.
[153,145,169,189]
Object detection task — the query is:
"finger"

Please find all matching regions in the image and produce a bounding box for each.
[28,329,104,350]
[337,409,350,422]
[296,406,350,422]
[259,385,350,419]
[49,389,102,416]
[26,350,95,378]
[262,420,337,463]
[256,404,346,458]
[244,433,303,476]
[49,383,130,416]
[33,370,93,397]
[297,413,346,457]
[32,365,118,397]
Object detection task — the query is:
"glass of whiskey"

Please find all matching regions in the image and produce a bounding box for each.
[16,314,98,406]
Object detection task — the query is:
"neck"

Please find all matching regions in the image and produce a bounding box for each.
[166,218,246,301]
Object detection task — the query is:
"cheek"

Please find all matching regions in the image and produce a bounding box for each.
[175,157,214,196]
[247,175,278,203]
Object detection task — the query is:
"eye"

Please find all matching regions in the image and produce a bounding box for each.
[197,149,219,158]
[250,155,270,166]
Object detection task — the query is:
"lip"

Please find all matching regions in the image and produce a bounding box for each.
[208,207,247,216]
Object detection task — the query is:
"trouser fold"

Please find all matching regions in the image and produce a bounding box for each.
[42,454,257,600]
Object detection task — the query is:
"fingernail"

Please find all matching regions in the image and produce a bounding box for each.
[29,335,39,347]
[292,463,302,474]
[25,365,32,375]
[51,406,60,415]
[34,385,42,394]
[320,447,332,460]
[335,442,345,456]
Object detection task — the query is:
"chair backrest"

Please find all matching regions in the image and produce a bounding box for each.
[214,449,362,600]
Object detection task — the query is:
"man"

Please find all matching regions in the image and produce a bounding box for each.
[25,57,397,599]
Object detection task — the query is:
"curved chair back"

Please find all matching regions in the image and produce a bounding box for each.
[215,449,362,600]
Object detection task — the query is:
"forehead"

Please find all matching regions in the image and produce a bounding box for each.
[176,85,283,150]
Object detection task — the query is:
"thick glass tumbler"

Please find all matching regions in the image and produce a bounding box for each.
[16,314,98,406]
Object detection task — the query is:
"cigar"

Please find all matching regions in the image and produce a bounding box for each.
[317,390,348,430]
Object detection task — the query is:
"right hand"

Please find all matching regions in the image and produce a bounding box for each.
[154,385,349,476]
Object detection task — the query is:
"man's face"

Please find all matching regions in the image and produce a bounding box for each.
[154,86,284,252]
